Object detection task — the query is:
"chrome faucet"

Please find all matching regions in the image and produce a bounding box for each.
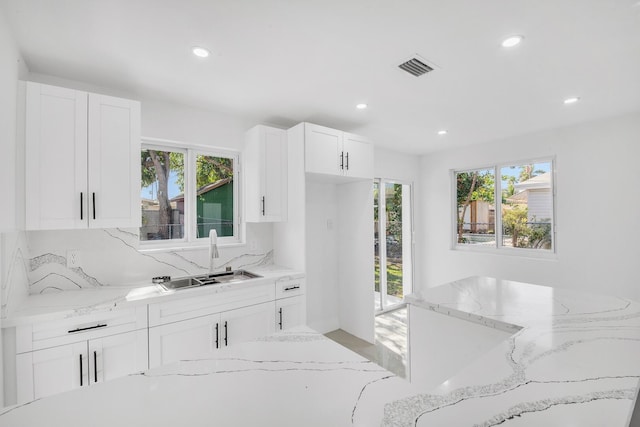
[209,229,219,273]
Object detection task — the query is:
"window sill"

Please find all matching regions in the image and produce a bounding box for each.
[138,241,246,254]
[452,244,558,261]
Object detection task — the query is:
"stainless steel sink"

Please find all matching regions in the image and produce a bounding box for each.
[160,270,261,291]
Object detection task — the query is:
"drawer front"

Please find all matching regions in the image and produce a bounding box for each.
[17,306,148,354]
[275,277,305,299]
[148,283,276,327]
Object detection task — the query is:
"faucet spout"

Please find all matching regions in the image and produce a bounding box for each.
[209,229,219,273]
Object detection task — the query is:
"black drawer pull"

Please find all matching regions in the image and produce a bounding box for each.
[68,324,107,334]
[79,354,83,386]
[93,351,98,383]
[284,285,300,291]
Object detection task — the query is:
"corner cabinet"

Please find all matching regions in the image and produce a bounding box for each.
[303,123,373,180]
[25,81,141,230]
[243,125,288,222]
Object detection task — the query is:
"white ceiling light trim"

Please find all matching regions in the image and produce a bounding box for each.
[192,46,210,58]
[356,103,368,109]
[437,129,448,135]
[563,96,581,104]
[501,35,524,48]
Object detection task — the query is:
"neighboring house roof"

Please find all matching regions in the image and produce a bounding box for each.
[507,172,551,204]
[170,177,233,202]
[513,172,550,191]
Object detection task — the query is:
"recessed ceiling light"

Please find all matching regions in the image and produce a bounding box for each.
[501,35,524,48]
[563,97,580,104]
[192,46,210,58]
[437,130,448,136]
[356,103,368,109]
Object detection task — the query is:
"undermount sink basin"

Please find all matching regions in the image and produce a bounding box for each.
[160,270,261,291]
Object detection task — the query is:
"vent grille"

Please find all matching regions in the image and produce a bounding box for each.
[398,57,434,77]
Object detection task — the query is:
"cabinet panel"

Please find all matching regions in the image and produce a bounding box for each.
[88,94,141,228]
[221,302,275,347]
[276,296,305,331]
[304,123,342,176]
[89,329,148,384]
[148,315,218,368]
[244,125,287,222]
[343,133,374,179]
[262,128,287,221]
[25,82,88,230]
[17,341,87,403]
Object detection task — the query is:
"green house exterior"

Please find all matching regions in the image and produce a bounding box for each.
[196,180,234,238]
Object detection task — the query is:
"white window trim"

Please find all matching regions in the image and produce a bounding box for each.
[451,157,557,259]
[139,137,242,251]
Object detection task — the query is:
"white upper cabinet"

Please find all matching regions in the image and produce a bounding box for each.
[244,125,287,222]
[303,123,373,180]
[25,82,141,230]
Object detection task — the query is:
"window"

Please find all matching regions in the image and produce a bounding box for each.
[454,159,554,253]
[140,139,240,246]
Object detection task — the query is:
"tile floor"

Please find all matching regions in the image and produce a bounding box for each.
[325,306,408,378]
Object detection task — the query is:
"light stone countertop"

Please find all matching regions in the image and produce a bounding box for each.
[1,275,638,426]
[2,264,304,327]
[386,276,640,426]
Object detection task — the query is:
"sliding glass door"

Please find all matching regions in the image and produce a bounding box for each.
[374,179,413,312]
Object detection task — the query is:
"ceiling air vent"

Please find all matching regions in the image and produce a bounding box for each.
[398,56,434,77]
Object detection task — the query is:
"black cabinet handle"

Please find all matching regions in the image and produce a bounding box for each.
[284,285,300,292]
[224,321,228,346]
[215,323,219,349]
[261,196,265,216]
[93,351,98,383]
[340,151,344,170]
[80,192,83,220]
[345,152,349,170]
[79,354,83,386]
[92,192,96,220]
[278,307,283,330]
[68,324,107,334]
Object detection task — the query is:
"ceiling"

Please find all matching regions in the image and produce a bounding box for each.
[2,0,640,154]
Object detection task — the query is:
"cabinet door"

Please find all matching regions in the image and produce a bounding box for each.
[220,302,276,348]
[148,315,218,368]
[276,296,305,331]
[25,82,88,230]
[88,329,148,384]
[304,123,343,176]
[244,125,287,223]
[342,132,374,179]
[88,93,141,228]
[262,127,287,221]
[16,341,88,403]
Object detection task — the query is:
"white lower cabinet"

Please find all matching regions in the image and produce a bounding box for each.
[276,296,305,331]
[148,301,276,368]
[16,329,148,403]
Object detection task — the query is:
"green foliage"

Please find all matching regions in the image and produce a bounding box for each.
[456,170,495,208]
[502,205,530,247]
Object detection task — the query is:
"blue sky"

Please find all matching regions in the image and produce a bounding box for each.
[140,171,182,200]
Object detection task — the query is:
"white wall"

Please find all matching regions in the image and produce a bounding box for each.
[0,8,28,407]
[418,112,640,300]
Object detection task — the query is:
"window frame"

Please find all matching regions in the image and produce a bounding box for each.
[139,137,241,251]
[451,157,556,258]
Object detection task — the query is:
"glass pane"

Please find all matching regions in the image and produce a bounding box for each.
[196,154,234,238]
[500,162,553,250]
[140,150,184,241]
[385,183,403,304]
[455,169,496,246]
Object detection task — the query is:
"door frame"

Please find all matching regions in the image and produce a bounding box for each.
[374,178,414,313]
